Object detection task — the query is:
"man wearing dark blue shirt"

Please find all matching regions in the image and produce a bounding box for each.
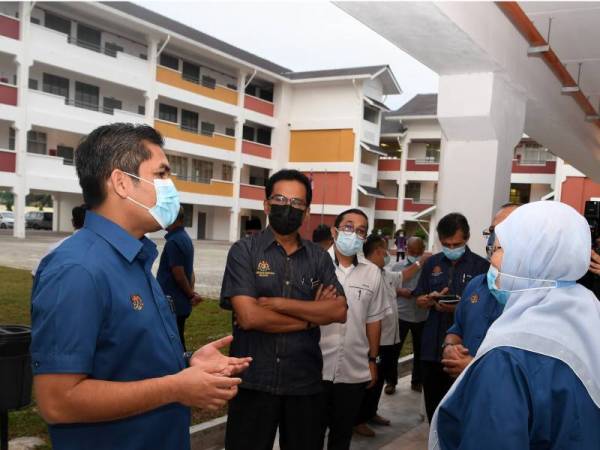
[157,206,202,351]
[413,213,489,422]
[31,123,250,450]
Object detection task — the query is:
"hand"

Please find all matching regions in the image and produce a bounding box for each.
[434,302,456,313]
[397,288,412,299]
[367,361,378,389]
[442,345,473,378]
[442,343,469,361]
[590,249,600,275]
[315,284,337,301]
[173,365,242,410]
[190,335,252,377]
[257,297,283,312]
[190,293,203,307]
[416,295,435,309]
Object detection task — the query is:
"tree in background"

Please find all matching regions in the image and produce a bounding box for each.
[0,191,14,211]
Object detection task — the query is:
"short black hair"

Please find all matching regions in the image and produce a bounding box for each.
[363,233,387,257]
[176,206,185,224]
[265,169,312,206]
[437,212,470,240]
[71,205,87,229]
[312,224,333,243]
[334,208,369,228]
[75,123,164,209]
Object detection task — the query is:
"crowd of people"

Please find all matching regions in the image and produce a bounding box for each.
[28,124,600,450]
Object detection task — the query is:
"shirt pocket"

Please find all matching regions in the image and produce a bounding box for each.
[347,283,374,310]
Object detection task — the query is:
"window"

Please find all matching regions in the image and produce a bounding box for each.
[256,128,271,146]
[181,110,199,133]
[27,131,47,155]
[249,168,270,187]
[42,73,69,99]
[363,104,379,123]
[104,42,123,58]
[169,155,188,179]
[9,127,15,150]
[103,97,122,114]
[45,12,71,35]
[28,78,38,90]
[242,125,255,141]
[76,23,102,52]
[245,84,257,96]
[138,105,146,116]
[225,127,235,137]
[192,160,213,183]
[258,88,273,102]
[222,164,233,182]
[158,103,178,123]
[30,17,40,25]
[75,81,99,111]
[425,143,440,162]
[200,122,215,136]
[182,61,200,84]
[405,182,421,201]
[181,203,193,228]
[201,75,216,89]
[160,53,179,71]
[57,145,74,165]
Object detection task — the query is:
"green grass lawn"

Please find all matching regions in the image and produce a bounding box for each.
[0,265,413,447]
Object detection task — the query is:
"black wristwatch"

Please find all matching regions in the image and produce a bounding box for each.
[368,355,381,364]
[183,351,194,367]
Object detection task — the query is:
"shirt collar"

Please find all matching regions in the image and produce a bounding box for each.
[259,226,304,251]
[328,245,359,267]
[84,211,153,264]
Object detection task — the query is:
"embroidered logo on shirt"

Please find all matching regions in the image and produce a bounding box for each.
[130,294,144,311]
[256,260,275,277]
[432,265,443,276]
[470,293,479,304]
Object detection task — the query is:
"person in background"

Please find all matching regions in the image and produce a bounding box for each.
[313,223,334,251]
[220,169,347,450]
[395,230,407,262]
[157,206,202,351]
[319,209,388,450]
[413,213,489,422]
[31,123,250,450]
[431,201,600,449]
[388,236,431,394]
[441,204,519,378]
[31,205,87,277]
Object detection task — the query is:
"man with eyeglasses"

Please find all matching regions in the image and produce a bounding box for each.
[414,213,489,422]
[318,209,388,450]
[220,169,347,450]
[441,204,519,380]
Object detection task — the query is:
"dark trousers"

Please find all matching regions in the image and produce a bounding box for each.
[381,343,401,386]
[225,388,323,450]
[396,251,406,262]
[398,319,425,385]
[176,315,188,351]
[319,381,367,450]
[421,361,454,423]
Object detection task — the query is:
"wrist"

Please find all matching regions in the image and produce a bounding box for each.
[163,373,182,404]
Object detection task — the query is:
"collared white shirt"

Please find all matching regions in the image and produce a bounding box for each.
[320,247,388,384]
[380,269,402,346]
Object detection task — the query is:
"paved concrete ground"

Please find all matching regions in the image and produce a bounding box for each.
[0,230,231,298]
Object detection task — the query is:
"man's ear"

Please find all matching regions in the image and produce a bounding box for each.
[302,207,310,224]
[110,170,130,199]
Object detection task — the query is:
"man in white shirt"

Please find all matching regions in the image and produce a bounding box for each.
[319,209,388,450]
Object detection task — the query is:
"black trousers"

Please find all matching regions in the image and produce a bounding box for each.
[176,315,188,352]
[225,388,323,450]
[421,361,454,423]
[398,319,425,385]
[396,251,406,262]
[319,381,367,450]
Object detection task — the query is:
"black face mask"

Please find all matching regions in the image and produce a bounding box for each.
[268,204,304,235]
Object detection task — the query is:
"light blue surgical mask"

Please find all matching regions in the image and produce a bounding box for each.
[124,172,180,229]
[335,231,363,257]
[487,264,576,305]
[406,255,418,264]
[442,245,465,261]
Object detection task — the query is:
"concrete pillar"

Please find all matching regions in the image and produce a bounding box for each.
[228,117,244,243]
[396,138,410,230]
[52,194,59,231]
[434,72,526,256]
[12,125,29,238]
[144,37,159,124]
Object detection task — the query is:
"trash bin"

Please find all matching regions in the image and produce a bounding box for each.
[0,325,32,450]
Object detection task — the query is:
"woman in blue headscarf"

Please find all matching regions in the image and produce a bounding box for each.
[429,201,600,449]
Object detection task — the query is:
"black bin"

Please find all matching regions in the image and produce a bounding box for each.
[0,325,32,411]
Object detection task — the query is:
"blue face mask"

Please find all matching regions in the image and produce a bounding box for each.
[442,245,465,261]
[487,265,510,305]
[335,231,364,257]
[406,255,418,264]
[125,172,180,229]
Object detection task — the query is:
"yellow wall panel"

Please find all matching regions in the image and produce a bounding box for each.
[173,177,233,197]
[155,120,235,151]
[289,129,355,162]
[156,66,238,105]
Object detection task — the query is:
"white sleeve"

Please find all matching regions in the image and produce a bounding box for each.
[367,269,389,323]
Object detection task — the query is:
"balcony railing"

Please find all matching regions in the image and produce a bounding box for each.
[0,83,17,106]
[155,120,236,151]
[375,197,398,211]
[244,94,274,116]
[63,98,140,116]
[378,158,401,171]
[511,159,556,174]
[0,13,19,40]
[406,159,440,171]
[242,140,272,159]
[156,66,238,106]
[172,176,233,197]
[240,183,266,201]
[0,149,15,173]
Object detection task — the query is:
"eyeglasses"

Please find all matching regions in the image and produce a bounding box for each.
[268,194,307,211]
[337,224,368,240]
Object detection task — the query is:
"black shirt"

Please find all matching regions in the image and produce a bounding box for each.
[412,246,489,363]
[220,227,344,395]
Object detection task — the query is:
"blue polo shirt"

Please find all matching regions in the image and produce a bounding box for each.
[446,274,504,355]
[412,247,489,363]
[157,226,195,317]
[31,211,190,450]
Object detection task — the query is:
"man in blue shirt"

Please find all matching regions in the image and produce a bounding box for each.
[157,206,202,351]
[441,204,518,377]
[413,213,489,422]
[31,123,250,450]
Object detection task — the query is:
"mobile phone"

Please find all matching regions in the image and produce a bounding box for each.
[436,295,460,304]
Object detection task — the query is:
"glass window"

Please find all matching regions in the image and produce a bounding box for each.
[242,125,255,141]
[104,42,123,58]
[192,160,213,183]
[169,155,188,180]
[42,73,69,99]
[200,122,215,136]
[363,104,379,123]
[249,168,269,187]
[57,145,74,165]
[258,87,273,102]
[160,53,179,71]
[9,127,15,150]
[75,81,99,111]
[76,23,102,53]
[158,103,178,123]
[45,12,71,35]
[225,127,235,137]
[245,84,257,97]
[405,182,421,201]
[103,97,122,114]
[27,131,47,155]
[425,143,440,162]
[182,61,200,84]
[28,78,38,90]
[201,75,216,89]
[256,128,271,146]
[222,164,233,181]
[181,110,199,133]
